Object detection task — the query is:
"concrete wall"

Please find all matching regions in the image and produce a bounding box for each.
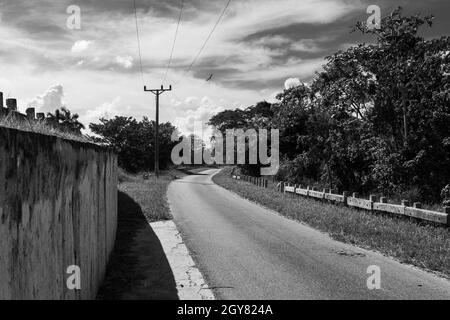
[0,127,118,299]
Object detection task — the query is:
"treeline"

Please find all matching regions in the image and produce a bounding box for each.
[89,116,178,173]
[208,8,450,203]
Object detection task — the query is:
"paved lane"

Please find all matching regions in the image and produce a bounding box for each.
[168,169,450,300]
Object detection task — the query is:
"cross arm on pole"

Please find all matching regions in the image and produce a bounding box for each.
[144,85,172,95]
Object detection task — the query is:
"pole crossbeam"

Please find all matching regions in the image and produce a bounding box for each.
[144,85,172,178]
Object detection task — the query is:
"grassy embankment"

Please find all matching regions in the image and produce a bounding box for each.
[117,168,177,222]
[213,167,450,278]
[0,115,93,143]
[116,166,216,221]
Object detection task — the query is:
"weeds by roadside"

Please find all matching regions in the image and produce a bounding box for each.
[0,115,93,143]
[117,169,182,222]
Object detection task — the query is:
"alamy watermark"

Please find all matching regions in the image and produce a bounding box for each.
[66,265,81,290]
[366,265,381,290]
[171,122,279,176]
[66,5,81,30]
[367,5,381,30]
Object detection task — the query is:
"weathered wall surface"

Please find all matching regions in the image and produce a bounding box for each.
[0,127,118,299]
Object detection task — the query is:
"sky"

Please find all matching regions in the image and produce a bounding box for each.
[0,0,449,134]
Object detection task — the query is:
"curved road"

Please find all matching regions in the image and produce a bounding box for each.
[167,169,450,300]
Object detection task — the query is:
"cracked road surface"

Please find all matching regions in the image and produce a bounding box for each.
[167,169,450,300]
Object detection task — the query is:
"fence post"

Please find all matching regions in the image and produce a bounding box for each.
[343,191,350,206]
[25,108,35,120]
[369,195,378,211]
[445,207,450,226]
[264,180,268,188]
[6,98,17,111]
[0,92,3,108]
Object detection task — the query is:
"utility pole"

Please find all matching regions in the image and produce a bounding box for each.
[144,85,172,178]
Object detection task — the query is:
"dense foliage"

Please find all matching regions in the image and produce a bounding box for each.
[47,107,85,134]
[90,116,178,173]
[209,8,450,203]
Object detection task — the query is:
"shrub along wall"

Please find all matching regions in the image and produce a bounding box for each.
[0,127,118,299]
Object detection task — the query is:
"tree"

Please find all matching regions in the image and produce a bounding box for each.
[209,8,450,202]
[47,107,85,134]
[89,116,178,173]
[208,101,274,176]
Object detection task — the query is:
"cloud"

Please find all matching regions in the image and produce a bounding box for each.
[115,56,134,69]
[71,40,94,54]
[0,77,11,93]
[284,78,301,89]
[27,85,64,112]
[85,96,131,123]
[291,39,322,53]
[3,0,450,133]
[172,95,227,135]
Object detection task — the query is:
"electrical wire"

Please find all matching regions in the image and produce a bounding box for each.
[163,0,185,84]
[174,0,232,85]
[133,0,145,86]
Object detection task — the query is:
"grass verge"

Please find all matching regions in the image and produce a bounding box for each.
[117,169,179,222]
[213,167,450,278]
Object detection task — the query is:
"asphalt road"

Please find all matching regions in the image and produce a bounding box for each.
[167,169,450,300]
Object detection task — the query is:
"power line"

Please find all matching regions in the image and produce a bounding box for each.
[163,0,185,84]
[175,0,232,85]
[133,0,145,86]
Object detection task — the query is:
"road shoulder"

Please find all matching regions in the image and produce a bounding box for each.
[151,221,215,300]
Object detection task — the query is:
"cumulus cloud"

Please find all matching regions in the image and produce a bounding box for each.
[85,96,131,123]
[6,0,447,134]
[172,96,226,135]
[71,40,94,54]
[27,85,64,112]
[115,56,134,69]
[284,78,301,89]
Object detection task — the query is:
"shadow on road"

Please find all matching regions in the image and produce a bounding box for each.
[97,191,178,300]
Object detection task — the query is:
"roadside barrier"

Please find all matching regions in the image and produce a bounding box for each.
[232,175,449,226]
